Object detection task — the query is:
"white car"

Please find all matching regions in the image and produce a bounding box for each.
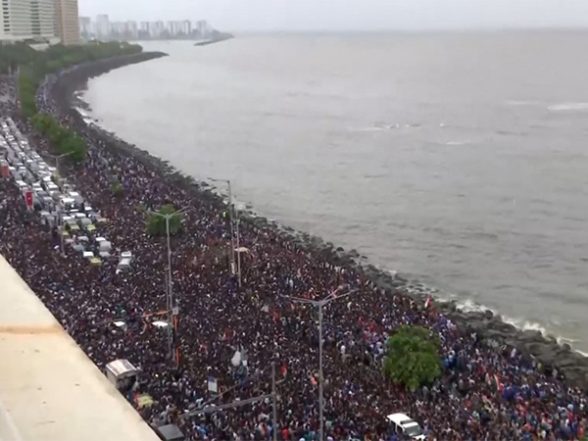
[387,413,426,440]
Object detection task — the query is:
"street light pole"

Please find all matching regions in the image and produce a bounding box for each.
[165,215,173,363]
[272,362,278,441]
[209,177,236,276]
[318,303,324,441]
[227,180,236,275]
[235,209,242,288]
[151,206,191,366]
[165,216,172,311]
[60,223,65,255]
[281,288,359,441]
[46,151,74,183]
[181,363,280,438]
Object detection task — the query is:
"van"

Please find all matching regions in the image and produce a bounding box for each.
[387,413,426,440]
[59,197,76,212]
[68,191,83,204]
[155,424,185,441]
[105,359,139,391]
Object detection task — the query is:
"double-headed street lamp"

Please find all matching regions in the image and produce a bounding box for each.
[208,177,244,287]
[45,151,74,182]
[181,362,280,441]
[281,288,360,441]
[208,178,236,274]
[150,206,192,365]
[47,152,74,256]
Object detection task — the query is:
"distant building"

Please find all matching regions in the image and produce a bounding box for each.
[78,16,91,40]
[152,20,165,38]
[126,21,138,39]
[0,0,57,42]
[182,20,191,35]
[80,15,217,41]
[54,0,80,45]
[196,20,212,38]
[95,14,109,40]
[167,20,188,37]
[107,20,137,40]
[139,21,150,39]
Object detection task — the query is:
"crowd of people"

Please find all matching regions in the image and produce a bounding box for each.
[0,75,16,117]
[0,71,587,441]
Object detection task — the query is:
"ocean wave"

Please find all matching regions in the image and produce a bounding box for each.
[506,100,542,107]
[547,102,588,112]
[456,299,550,336]
[453,298,588,355]
[75,106,97,125]
[349,122,421,132]
[444,140,469,146]
[350,126,387,132]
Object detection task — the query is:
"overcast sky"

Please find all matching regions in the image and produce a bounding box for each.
[79,0,588,32]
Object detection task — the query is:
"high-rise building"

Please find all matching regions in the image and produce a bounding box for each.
[0,0,56,42]
[151,20,164,38]
[181,20,191,35]
[54,0,79,45]
[78,16,91,40]
[126,20,137,39]
[139,21,150,38]
[196,20,211,38]
[95,14,109,40]
[167,20,187,37]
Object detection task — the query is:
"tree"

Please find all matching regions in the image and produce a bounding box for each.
[146,205,183,236]
[110,180,124,197]
[383,325,442,391]
[15,41,143,161]
[31,113,86,162]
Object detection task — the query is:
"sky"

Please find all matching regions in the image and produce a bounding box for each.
[79,0,588,32]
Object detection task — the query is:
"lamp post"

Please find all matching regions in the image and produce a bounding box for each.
[59,222,65,256]
[208,177,238,277]
[45,151,74,183]
[281,288,359,441]
[234,203,245,288]
[182,362,279,441]
[150,206,191,365]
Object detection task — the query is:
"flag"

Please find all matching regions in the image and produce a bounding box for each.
[424,296,432,309]
[494,374,504,392]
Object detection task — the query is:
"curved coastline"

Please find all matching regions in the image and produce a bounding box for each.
[46,53,588,392]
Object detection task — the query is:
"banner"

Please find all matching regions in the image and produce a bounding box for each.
[24,191,33,210]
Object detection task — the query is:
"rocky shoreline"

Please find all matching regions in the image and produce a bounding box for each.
[48,52,588,391]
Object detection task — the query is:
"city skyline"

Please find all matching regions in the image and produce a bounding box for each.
[79,0,588,32]
[79,15,215,41]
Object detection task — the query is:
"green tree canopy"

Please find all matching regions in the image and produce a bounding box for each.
[110,180,124,197]
[383,325,442,391]
[146,205,183,236]
[5,41,144,163]
[31,113,86,163]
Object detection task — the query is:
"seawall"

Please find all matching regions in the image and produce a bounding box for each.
[45,52,588,391]
[52,51,168,98]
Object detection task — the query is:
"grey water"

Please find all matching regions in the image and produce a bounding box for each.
[82,32,588,353]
